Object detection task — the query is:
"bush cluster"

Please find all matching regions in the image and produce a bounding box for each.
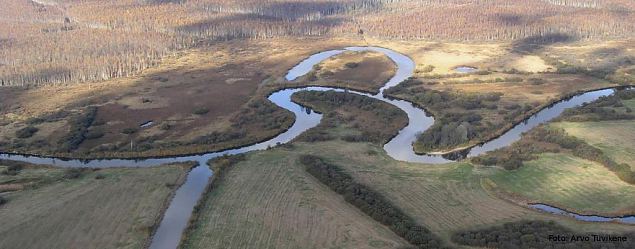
[192,107,210,115]
[293,90,406,143]
[121,127,138,134]
[57,106,97,152]
[63,168,88,179]
[194,130,246,145]
[208,154,247,180]
[533,127,635,184]
[560,89,635,122]
[232,99,292,130]
[472,126,634,183]
[15,126,39,139]
[0,161,24,176]
[344,62,359,68]
[300,155,447,249]
[385,77,505,150]
[452,220,635,249]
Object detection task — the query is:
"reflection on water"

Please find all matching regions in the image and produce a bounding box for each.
[0,47,631,249]
[140,121,154,128]
[530,203,635,224]
[454,66,478,73]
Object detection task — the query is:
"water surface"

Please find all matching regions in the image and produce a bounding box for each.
[454,66,478,73]
[530,204,635,225]
[0,47,631,248]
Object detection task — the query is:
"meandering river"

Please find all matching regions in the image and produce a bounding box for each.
[0,47,630,249]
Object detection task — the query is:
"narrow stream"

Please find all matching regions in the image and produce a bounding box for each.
[0,47,631,248]
[530,204,635,224]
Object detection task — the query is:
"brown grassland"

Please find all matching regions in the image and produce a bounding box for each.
[3,35,634,159]
[288,50,396,93]
[4,0,635,87]
[0,161,193,249]
[379,38,635,153]
[0,37,379,158]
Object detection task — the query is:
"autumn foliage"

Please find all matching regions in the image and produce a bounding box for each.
[2,0,635,86]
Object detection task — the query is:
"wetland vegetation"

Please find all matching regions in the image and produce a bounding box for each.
[2,1,635,248]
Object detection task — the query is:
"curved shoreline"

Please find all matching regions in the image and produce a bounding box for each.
[409,85,633,156]
[529,203,635,225]
[2,46,633,248]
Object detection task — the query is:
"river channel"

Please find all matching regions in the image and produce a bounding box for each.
[0,47,631,249]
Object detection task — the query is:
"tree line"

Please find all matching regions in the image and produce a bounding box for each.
[473,125,635,184]
[452,220,635,249]
[299,155,449,249]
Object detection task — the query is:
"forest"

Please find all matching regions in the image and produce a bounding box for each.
[2,0,635,87]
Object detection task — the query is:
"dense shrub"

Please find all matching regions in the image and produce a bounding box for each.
[121,128,138,134]
[292,90,407,144]
[192,107,210,115]
[194,130,246,145]
[452,220,634,249]
[57,106,97,152]
[159,123,172,130]
[385,78,506,150]
[0,196,7,206]
[472,125,635,183]
[84,130,104,139]
[63,168,87,179]
[1,162,24,175]
[15,126,39,138]
[230,98,292,131]
[208,154,247,179]
[417,122,475,150]
[341,134,373,143]
[420,65,435,73]
[344,62,359,68]
[300,155,447,249]
[26,117,45,125]
[560,89,635,122]
[297,130,334,142]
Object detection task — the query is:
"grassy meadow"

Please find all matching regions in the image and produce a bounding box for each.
[181,147,409,249]
[553,121,635,170]
[489,153,635,215]
[0,162,191,249]
[182,138,634,248]
[289,50,397,93]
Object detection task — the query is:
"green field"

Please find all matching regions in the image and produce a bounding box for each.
[490,153,635,215]
[182,140,634,248]
[0,163,190,249]
[553,121,635,170]
[182,146,409,249]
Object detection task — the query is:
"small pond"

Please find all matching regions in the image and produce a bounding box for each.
[454,66,478,73]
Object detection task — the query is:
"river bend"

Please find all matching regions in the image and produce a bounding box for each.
[0,47,629,248]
